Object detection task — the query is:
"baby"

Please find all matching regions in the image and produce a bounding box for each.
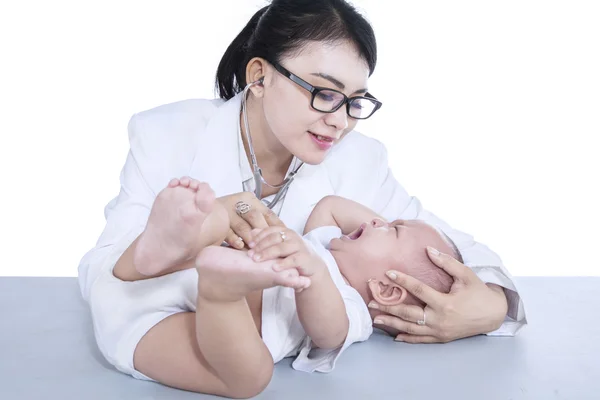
[297,194,457,337]
[136,178,457,397]
[241,194,458,340]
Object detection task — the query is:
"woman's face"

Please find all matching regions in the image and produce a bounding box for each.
[261,41,371,165]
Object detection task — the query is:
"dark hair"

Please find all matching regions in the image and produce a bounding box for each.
[215,0,377,100]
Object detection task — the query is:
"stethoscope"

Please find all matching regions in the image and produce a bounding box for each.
[241,78,304,209]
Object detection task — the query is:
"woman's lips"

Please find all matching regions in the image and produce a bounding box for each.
[309,132,334,150]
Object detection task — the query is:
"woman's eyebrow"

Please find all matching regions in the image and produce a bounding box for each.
[309,72,368,93]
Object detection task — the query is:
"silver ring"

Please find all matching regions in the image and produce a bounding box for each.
[280,231,287,242]
[235,201,251,216]
[416,309,427,326]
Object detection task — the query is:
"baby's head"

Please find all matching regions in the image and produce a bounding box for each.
[329,218,461,336]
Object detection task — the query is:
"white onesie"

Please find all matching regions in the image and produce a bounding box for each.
[88,226,373,380]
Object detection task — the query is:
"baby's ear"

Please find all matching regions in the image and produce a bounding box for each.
[367,279,407,306]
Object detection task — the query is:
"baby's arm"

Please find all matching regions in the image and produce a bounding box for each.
[295,262,349,350]
[304,195,385,235]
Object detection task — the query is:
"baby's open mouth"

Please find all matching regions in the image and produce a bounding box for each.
[346,223,366,240]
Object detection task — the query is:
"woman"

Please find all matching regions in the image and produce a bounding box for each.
[79,0,526,396]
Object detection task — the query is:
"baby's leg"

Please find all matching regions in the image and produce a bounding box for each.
[193,246,309,396]
[132,247,308,397]
[114,177,229,280]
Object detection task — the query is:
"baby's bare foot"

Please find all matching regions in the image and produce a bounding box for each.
[133,177,215,276]
[196,246,310,302]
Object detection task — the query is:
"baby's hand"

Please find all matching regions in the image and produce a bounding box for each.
[248,227,326,278]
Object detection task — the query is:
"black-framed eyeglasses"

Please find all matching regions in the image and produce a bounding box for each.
[272,62,382,120]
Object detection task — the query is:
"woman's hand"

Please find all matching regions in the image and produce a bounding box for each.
[370,247,508,343]
[217,192,284,249]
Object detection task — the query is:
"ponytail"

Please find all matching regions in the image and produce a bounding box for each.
[215,6,269,100]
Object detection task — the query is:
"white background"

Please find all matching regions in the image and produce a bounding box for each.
[0,1,598,277]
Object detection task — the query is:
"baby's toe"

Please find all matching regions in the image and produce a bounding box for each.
[179,176,191,187]
[189,179,200,190]
[195,186,215,213]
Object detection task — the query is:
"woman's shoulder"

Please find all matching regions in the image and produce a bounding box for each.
[127,97,228,153]
[131,98,225,132]
[136,97,225,116]
[125,98,229,191]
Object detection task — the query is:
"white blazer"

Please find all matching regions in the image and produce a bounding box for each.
[78,92,526,335]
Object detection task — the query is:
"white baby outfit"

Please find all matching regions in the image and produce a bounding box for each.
[90,226,372,380]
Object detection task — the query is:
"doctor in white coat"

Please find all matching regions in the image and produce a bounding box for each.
[78,0,526,395]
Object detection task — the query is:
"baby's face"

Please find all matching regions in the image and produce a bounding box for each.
[329,218,453,306]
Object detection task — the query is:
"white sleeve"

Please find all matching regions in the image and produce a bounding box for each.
[77,114,154,301]
[472,266,527,336]
[292,233,373,373]
[369,144,527,334]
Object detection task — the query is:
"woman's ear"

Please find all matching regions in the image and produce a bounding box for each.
[245,57,269,97]
[368,279,407,306]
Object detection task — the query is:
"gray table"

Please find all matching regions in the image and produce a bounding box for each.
[1,277,598,399]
